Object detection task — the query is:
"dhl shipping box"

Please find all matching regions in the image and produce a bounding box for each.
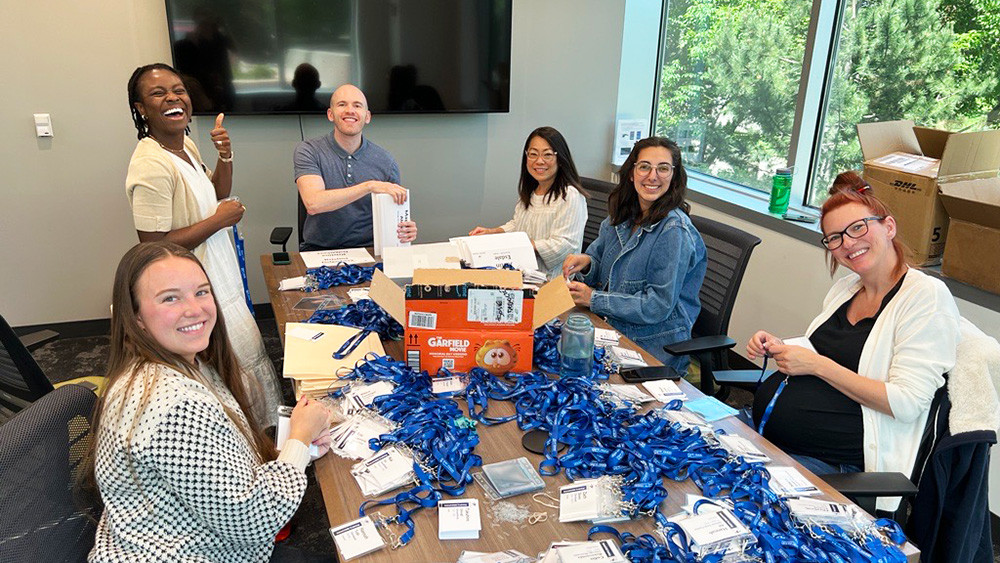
[369,268,574,375]
[939,179,1000,294]
[856,120,1000,265]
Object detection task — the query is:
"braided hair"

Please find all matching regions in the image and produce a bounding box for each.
[127,63,184,140]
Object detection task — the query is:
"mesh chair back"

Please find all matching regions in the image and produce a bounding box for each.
[0,384,99,561]
[580,177,616,248]
[689,216,761,339]
[0,314,55,423]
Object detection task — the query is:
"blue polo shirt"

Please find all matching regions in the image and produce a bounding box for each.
[293,133,401,250]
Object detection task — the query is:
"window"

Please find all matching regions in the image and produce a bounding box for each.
[654,0,1000,208]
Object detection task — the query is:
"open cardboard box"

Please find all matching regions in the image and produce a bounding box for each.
[857,120,1000,265]
[369,268,574,374]
[939,179,1000,294]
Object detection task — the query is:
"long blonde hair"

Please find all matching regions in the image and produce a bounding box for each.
[80,242,275,501]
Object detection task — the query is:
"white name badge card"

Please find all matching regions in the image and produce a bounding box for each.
[330,516,385,560]
[558,480,602,522]
[301,248,375,269]
[593,328,620,347]
[717,434,770,464]
[603,383,655,403]
[432,376,467,394]
[677,509,752,552]
[351,446,415,496]
[330,416,394,460]
[767,466,821,497]
[343,381,395,414]
[554,539,629,563]
[458,549,530,563]
[438,498,482,540]
[608,346,648,367]
[642,379,687,403]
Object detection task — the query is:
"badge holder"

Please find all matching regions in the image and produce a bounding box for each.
[473,457,545,501]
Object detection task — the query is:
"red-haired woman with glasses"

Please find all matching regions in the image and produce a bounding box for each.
[746,171,960,512]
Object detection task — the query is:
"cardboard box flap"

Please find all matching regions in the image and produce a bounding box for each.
[914,127,952,159]
[939,178,1000,230]
[532,278,575,330]
[369,268,405,324]
[857,120,920,161]
[411,268,523,289]
[939,130,1000,179]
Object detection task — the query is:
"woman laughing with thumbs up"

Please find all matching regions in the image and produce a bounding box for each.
[123,62,281,429]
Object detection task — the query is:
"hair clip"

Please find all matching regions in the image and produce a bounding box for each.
[857,182,872,194]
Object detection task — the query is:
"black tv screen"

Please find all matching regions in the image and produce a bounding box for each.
[164,0,512,115]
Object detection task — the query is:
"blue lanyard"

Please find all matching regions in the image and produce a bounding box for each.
[756,356,787,435]
[304,262,382,291]
[231,224,254,316]
[332,325,906,561]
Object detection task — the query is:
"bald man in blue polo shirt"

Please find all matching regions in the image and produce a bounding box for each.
[294,84,419,251]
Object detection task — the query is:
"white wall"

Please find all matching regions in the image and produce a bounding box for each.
[1,0,625,325]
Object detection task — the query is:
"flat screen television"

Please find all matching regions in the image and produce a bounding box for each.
[164,0,512,115]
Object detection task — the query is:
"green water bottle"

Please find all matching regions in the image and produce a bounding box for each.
[768,167,792,215]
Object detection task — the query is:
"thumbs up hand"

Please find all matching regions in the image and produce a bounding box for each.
[210,113,232,160]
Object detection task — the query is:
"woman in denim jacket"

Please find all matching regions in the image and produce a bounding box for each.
[563,137,707,373]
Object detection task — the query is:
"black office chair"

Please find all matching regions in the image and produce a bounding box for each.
[579,176,616,248]
[0,383,101,561]
[0,314,101,424]
[820,320,998,561]
[662,215,761,396]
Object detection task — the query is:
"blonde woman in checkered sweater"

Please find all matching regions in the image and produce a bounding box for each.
[84,242,332,562]
[469,126,588,279]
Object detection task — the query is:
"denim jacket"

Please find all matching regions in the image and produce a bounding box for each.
[582,208,707,372]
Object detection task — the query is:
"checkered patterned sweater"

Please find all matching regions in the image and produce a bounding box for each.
[89,362,310,562]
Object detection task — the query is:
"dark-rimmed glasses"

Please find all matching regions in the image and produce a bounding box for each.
[821,216,884,250]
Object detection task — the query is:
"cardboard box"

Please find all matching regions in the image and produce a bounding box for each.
[369,268,574,375]
[939,179,1000,294]
[857,120,1000,265]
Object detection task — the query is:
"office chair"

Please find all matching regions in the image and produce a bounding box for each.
[819,318,998,562]
[662,215,761,396]
[0,383,101,561]
[0,313,102,423]
[579,176,616,248]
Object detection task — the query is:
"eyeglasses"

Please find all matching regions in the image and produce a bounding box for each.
[821,216,884,250]
[526,150,557,162]
[635,161,674,176]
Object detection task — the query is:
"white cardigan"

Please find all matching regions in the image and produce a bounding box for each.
[805,268,959,511]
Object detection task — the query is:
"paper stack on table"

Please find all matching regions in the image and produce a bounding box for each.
[372,192,411,257]
[301,248,375,269]
[282,323,386,400]
[450,232,539,271]
[381,242,462,280]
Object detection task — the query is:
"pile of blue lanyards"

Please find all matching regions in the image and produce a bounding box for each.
[303,262,382,291]
[305,299,404,341]
[334,325,906,562]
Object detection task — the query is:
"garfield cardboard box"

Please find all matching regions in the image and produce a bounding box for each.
[369,268,574,375]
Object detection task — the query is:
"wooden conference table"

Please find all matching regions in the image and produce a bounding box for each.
[261,252,918,562]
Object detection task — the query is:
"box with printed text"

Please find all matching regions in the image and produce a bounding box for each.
[369,268,574,375]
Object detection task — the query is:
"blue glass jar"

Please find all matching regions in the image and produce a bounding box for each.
[559,314,594,378]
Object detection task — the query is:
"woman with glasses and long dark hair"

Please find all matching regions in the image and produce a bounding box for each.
[124,63,281,427]
[562,137,706,373]
[469,126,588,278]
[745,171,959,512]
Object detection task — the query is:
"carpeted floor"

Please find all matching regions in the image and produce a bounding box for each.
[31,318,338,558]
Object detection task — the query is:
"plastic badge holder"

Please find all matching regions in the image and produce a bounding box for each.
[478,457,545,499]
